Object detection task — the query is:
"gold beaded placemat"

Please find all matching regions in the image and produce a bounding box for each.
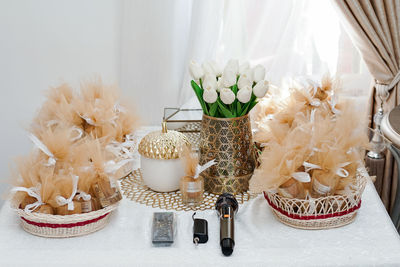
[176,122,201,151]
[120,169,256,211]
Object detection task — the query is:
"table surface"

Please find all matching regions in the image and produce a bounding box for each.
[1,127,400,267]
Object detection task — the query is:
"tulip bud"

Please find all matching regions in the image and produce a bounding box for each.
[203,88,218,103]
[203,74,217,91]
[220,88,235,105]
[202,61,215,75]
[210,60,223,77]
[225,59,239,75]
[237,74,252,90]
[239,61,250,74]
[253,80,269,98]
[237,85,252,103]
[253,64,266,83]
[242,68,254,82]
[189,60,204,80]
[216,77,224,92]
[222,69,236,88]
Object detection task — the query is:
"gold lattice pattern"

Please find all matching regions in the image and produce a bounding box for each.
[199,115,255,194]
[120,169,256,211]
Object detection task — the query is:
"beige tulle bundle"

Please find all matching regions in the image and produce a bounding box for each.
[181,147,198,177]
[10,78,139,214]
[250,76,368,199]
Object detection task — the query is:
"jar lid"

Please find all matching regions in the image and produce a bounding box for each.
[138,121,191,160]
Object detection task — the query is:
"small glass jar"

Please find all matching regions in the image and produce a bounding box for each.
[180,176,204,206]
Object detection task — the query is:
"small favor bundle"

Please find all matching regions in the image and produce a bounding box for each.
[250,76,369,199]
[10,79,138,218]
[179,147,216,206]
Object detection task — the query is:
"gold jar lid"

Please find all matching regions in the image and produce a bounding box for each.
[138,121,191,160]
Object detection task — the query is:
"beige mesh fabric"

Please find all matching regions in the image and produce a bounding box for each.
[333,0,400,212]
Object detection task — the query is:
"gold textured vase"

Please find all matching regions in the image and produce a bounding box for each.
[199,114,255,194]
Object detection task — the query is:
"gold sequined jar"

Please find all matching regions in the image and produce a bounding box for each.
[199,114,255,194]
[138,122,191,192]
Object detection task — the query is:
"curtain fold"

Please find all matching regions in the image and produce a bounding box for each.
[333,0,400,212]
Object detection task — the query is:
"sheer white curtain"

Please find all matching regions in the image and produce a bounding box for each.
[120,0,371,123]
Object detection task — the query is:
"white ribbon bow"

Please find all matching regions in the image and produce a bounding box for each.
[328,93,341,115]
[291,172,311,183]
[28,133,56,166]
[46,120,59,127]
[114,102,127,114]
[306,192,316,214]
[303,161,321,172]
[80,114,97,126]
[56,175,79,210]
[71,126,84,141]
[336,162,351,178]
[194,159,217,179]
[290,161,321,183]
[76,190,91,201]
[12,184,44,213]
[104,159,134,175]
[106,134,136,160]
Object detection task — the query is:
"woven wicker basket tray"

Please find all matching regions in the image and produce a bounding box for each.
[15,203,119,238]
[264,170,368,230]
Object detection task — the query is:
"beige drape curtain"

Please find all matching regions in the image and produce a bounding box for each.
[333,0,400,212]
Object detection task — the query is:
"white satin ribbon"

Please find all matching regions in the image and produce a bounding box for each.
[310,99,321,107]
[114,102,126,114]
[106,134,136,160]
[28,133,56,166]
[291,172,311,183]
[76,190,91,201]
[46,120,59,127]
[194,159,217,179]
[306,192,316,214]
[328,93,341,115]
[80,114,96,126]
[104,159,134,175]
[303,161,321,172]
[336,162,351,178]
[56,175,79,210]
[71,126,83,141]
[11,184,44,213]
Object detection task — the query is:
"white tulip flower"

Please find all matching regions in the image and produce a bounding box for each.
[253,80,269,98]
[225,59,239,74]
[237,74,252,90]
[216,77,224,92]
[237,85,252,103]
[210,60,223,77]
[239,61,250,74]
[202,61,215,75]
[220,88,235,105]
[189,60,204,80]
[222,69,237,88]
[203,88,218,103]
[241,68,254,82]
[253,64,266,82]
[202,74,217,91]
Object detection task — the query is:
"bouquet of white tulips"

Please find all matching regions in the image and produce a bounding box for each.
[189,59,269,118]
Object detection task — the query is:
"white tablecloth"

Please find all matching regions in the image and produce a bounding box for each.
[1,127,400,266]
